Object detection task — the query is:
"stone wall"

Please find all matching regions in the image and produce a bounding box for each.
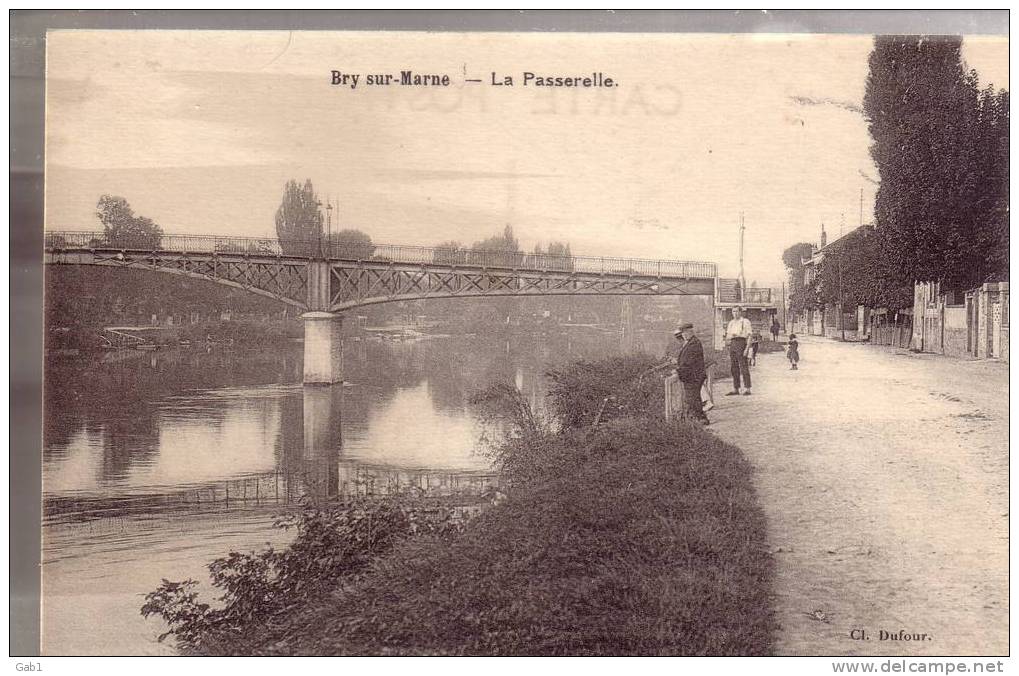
[964,283,1008,361]
[942,306,968,358]
[811,310,824,336]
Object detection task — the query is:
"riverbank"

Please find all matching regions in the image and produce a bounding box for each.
[150,356,776,655]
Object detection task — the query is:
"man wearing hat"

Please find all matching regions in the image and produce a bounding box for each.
[673,322,709,425]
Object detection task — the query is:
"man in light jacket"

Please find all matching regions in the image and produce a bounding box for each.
[724,306,753,395]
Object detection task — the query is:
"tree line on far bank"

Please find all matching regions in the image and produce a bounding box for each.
[784,35,1008,315]
[87,179,577,267]
[274,178,576,267]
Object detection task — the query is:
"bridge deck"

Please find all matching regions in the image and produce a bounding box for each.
[44,231,718,280]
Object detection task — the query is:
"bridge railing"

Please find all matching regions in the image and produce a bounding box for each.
[717,285,774,304]
[45,231,289,256]
[45,231,718,278]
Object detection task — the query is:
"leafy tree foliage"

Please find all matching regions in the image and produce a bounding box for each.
[328,229,375,260]
[781,243,813,272]
[275,179,323,256]
[864,36,1009,292]
[528,240,575,272]
[45,265,290,348]
[141,500,466,651]
[972,85,1010,281]
[546,241,572,258]
[470,225,523,267]
[96,195,163,249]
[434,240,466,265]
[781,242,815,314]
[811,227,903,308]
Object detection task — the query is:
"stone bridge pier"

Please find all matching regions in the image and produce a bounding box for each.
[301,312,343,384]
[302,261,342,385]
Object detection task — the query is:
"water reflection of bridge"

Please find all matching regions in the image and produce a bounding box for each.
[181,466,497,507]
[44,383,498,525]
[45,467,497,523]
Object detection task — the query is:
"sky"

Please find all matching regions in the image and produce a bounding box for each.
[45,31,1008,286]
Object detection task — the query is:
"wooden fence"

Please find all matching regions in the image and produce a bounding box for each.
[870,315,913,349]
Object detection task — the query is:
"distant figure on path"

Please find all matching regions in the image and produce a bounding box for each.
[675,323,709,425]
[724,306,753,396]
[771,317,781,342]
[749,331,761,366]
[786,334,800,370]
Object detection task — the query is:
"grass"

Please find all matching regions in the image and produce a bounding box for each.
[180,354,775,656]
[243,421,774,656]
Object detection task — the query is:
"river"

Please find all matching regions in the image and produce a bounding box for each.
[41,328,667,655]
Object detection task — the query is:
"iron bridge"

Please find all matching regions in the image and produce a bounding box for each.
[43,231,719,312]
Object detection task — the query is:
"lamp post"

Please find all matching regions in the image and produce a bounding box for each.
[315,200,323,258]
[738,212,746,302]
[325,202,333,259]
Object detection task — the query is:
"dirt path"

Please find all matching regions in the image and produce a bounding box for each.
[708,336,1008,656]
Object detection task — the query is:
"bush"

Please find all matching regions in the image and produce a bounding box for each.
[546,354,664,429]
[142,498,465,651]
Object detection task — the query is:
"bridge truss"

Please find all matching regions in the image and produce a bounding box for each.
[326,262,713,311]
[44,231,719,312]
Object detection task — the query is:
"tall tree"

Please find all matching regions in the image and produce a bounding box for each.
[328,229,375,260]
[812,227,900,308]
[546,241,572,257]
[546,240,574,272]
[470,224,523,268]
[782,242,815,315]
[434,240,465,265]
[275,179,323,257]
[96,195,163,250]
[528,240,575,272]
[863,36,1008,292]
[972,86,1010,281]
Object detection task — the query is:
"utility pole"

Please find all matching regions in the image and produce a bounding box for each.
[838,251,845,341]
[839,212,847,339]
[738,212,746,302]
[859,187,864,228]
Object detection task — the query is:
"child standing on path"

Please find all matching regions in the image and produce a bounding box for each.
[786,334,800,370]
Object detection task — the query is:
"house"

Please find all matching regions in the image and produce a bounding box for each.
[793,223,875,339]
[789,221,1008,361]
